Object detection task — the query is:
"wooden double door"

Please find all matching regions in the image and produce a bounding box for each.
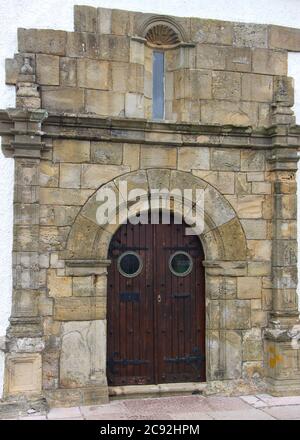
[107,217,206,386]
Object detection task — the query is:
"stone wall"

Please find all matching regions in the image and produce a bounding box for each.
[1,6,300,407]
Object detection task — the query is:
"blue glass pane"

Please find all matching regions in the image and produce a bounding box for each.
[152,51,165,120]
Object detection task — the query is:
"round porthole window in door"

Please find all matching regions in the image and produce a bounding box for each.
[117,252,143,278]
[169,251,193,277]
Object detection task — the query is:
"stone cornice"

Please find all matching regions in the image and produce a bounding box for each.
[1,109,300,155]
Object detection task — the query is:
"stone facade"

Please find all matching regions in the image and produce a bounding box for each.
[1,6,300,408]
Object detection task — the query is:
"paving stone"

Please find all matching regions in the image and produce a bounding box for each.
[263,405,300,420]
[207,409,275,420]
[47,406,82,419]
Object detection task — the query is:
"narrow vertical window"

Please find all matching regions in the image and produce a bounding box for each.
[152,51,165,120]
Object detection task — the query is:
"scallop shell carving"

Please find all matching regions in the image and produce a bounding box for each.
[145,24,181,47]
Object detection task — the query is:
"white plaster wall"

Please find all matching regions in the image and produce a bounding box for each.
[1,0,300,398]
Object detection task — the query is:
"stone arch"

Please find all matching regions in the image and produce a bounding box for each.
[66,169,247,263]
[137,15,189,47]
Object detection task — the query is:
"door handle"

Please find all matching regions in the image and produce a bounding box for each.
[157,294,162,303]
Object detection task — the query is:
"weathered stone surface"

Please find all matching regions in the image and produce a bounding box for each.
[54,297,106,321]
[269,25,300,51]
[141,147,177,169]
[40,226,69,252]
[204,186,236,228]
[48,270,72,298]
[40,188,93,206]
[130,40,145,64]
[125,93,144,118]
[212,71,241,101]
[248,262,271,277]
[241,150,265,171]
[252,48,287,76]
[91,142,123,165]
[233,23,268,48]
[211,149,240,172]
[42,87,85,113]
[39,161,59,188]
[196,44,227,70]
[81,164,130,189]
[242,328,263,361]
[222,300,251,329]
[247,240,272,261]
[226,195,264,219]
[86,90,125,116]
[218,218,247,260]
[206,275,237,299]
[66,32,99,58]
[193,171,235,194]
[174,69,212,100]
[60,164,81,188]
[60,320,106,388]
[60,57,77,87]
[53,140,90,163]
[241,219,267,239]
[123,144,140,171]
[201,100,256,126]
[73,277,95,297]
[236,173,251,195]
[252,182,271,195]
[191,18,233,45]
[99,35,130,62]
[40,205,81,226]
[18,29,67,55]
[77,59,109,90]
[178,147,210,171]
[237,277,262,299]
[224,331,242,379]
[74,5,97,33]
[225,47,252,72]
[147,169,171,191]
[241,74,273,102]
[36,54,59,86]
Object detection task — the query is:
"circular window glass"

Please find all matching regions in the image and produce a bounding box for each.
[169,252,193,277]
[118,252,143,278]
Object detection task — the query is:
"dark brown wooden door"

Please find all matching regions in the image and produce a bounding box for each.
[107,217,206,386]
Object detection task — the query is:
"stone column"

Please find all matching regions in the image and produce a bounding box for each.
[3,53,49,398]
[264,76,300,395]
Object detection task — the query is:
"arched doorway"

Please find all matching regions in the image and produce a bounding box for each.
[107,215,206,386]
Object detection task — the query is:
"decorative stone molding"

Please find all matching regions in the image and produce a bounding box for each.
[137,15,191,47]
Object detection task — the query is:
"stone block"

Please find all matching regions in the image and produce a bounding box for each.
[241,74,273,102]
[273,239,297,267]
[86,90,125,116]
[241,219,267,239]
[248,262,271,277]
[81,164,130,189]
[242,329,263,361]
[12,289,39,317]
[241,150,265,171]
[236,173,251,195]
[77,59,109,90]
[39,161,59,187]
[224,331,242,379]
[74,5,97,33]
[191,18,233,45]
[36,54,59,86]
[211,149,240,171]
[204,186,236,228]
[123,144,140,171]
[237,277,262,299]
[40,205,81,227]
[252,49,287,76]
[201,100,255,126]
[5,57,19,85]
[60,164,81,189]
[178,147,210,171]
[40,188,93,206]
[252,182,272,195]
[223,300,251,329]
[66,32,99,58]
[99,35,130,62]
[40,226,70,252]
[247,172,265,182]
[206,275,237,299]
[91,142,123,165]
[275,220,297,240]
[48,270,72,298]
[18,28,67,55]
[14,226,39,252]
[275,194,297,220]
[42,87,85,113]
[60,321,106,388]
[141,146,177,169]
[225,47,252,72]
[97,7,112,34]
[111,8,135,35]
[54,297,106,321]
[53,140,90,163]
[5,353,42,395]
[269,25,300,51]
[125,93,144,118]
[73,277,95,297]
[14,204,39,226]
[111,62,128,93]
[174,69,212,100]
[218,218,247,260]
[130,40,145,64]
[248,240,272,261]
[196,44,227,70]
[60,58,77,87]
[193,171,235,194]
[233,23,268,48]
[15,160,39,186]
[212,71,241,101]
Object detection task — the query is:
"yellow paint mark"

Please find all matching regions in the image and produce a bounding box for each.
[269,346,283,368]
